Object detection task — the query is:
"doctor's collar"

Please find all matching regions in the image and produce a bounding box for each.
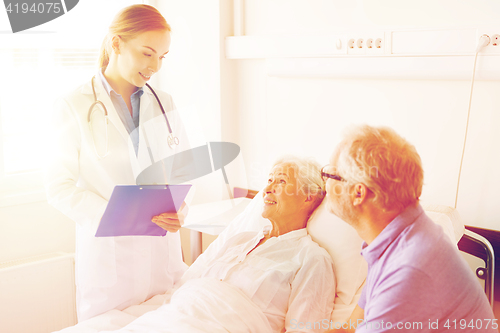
[98,69,144,98]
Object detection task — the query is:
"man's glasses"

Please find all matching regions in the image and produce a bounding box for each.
[321,166,346,182]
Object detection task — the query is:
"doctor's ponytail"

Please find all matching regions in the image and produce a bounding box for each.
[98,4,171,70]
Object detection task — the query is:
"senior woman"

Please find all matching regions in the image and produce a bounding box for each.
[171,155,336,333]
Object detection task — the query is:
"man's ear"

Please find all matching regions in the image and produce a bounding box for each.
[111,35,122,54]
[352,183,369,206]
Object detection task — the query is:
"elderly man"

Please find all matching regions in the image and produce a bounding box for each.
[323,125,495,333]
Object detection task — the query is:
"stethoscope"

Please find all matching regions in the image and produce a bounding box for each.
[87,76,179,159]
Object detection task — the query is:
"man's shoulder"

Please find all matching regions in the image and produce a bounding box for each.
[376,212,467,290]
[374,212,493,320]
[390,211,452,262]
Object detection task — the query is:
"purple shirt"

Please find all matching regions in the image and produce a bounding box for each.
[357,204,496,333]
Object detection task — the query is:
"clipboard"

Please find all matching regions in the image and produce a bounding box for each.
[95,184,192,237]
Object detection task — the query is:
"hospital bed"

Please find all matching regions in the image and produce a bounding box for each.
[55,189,474,332]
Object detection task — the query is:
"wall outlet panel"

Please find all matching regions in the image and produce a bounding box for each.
[226,27,500,59]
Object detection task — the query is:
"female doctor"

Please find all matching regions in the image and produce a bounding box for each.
[45,4,190,322]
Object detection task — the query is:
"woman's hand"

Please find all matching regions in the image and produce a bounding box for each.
[151,202,187,233]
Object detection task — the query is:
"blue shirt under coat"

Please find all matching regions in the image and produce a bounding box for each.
[98,69,143,155]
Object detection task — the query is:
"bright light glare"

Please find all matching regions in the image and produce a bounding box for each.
[0,49,97,174]
[0,0,143,176]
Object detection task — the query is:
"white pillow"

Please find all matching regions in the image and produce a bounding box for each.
[306,199,367,307]
[420,202,464,244]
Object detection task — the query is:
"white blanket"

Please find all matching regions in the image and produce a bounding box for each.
[59,278,273,333]
[105,278,273,333]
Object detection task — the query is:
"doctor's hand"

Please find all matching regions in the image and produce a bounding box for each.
[151,202,188,233]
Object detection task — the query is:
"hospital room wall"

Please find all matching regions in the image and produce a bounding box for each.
[154,0,237,206]
[224,0,500,231]
[0,202,75,263]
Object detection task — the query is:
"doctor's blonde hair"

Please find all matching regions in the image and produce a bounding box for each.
[98,4,171,69]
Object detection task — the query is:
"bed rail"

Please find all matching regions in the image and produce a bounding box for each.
[459,229,495,310]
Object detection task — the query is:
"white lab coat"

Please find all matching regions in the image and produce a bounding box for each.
[45,74,190,322]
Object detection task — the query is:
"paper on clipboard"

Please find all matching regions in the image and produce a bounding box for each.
[95,184,192,237]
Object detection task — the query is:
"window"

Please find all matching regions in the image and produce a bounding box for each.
[0,0,146,205]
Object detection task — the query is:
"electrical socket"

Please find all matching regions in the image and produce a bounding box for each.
[366,38,374,49]
[476,30,500,53]
[356,38,364,49]
[372,38,384,54]
[347,38,355,51]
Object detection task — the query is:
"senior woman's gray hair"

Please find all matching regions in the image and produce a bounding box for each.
[271,155,326,211]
